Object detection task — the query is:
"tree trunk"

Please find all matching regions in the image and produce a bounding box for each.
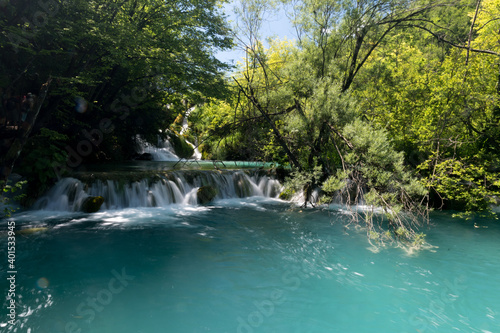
[252,97,302,170]
[0,79,51,191]
[342,30,365,92]
[497,57,500,97]
[233,78,303,171]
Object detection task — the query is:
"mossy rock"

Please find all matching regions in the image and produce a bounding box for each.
[279,188,295,201]
[168,132,194,159]
[133,153,153,161]
[197,186,217,204]
[81,196,104,213]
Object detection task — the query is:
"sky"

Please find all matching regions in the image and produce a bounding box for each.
[215,2,297,67]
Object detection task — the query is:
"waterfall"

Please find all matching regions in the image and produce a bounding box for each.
[188,141,202,160]
[135,135,180,161]
[180,107,194,135]
[180,107,201,160]
[134,107,202,161]
[33,170,282,211]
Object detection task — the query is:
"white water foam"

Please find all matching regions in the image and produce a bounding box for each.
[33,171,283,212]
[135,135,180,161]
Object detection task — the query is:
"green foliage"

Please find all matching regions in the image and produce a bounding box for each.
[278,187,295,200]
[16,129,69,203]
[419,155,500,218]
[327,119,428,246]
[341,119,427,199]
[352,0,500,220]
[198,0,439,246]
[322,170,349,194]
[1,180,27,218]
[0,0,234,169]
[168,132,195,159]
[412,233,427,247]
[191,98,241,160]
[282,163,322,206]
[284,163,322,192]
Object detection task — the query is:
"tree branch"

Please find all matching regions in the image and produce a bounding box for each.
[466,0,482,65]
[232,77,302,170]
[327,122,354,150]
[0,79,52,189]
[402,24,500,56]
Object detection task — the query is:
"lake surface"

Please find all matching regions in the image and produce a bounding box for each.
[1,195,500,332]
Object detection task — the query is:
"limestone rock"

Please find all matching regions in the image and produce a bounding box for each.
[81,196,104,213]
[197,186,217,204]
[133,153,153,161]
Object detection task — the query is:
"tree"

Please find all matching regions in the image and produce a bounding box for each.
[0,80,50,192]
[199,0,493,243]
[0,0,233,195]
[355,0,500,217]
[214,23,429,244]
[286,0,447,90]
[195,0,498,232]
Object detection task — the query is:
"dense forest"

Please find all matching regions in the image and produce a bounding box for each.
[1,0,499,241]
[192,0,500,228]
[0,0,233,198]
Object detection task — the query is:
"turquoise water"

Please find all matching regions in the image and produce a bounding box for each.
[1,198,500,333]
[74,160,279,173]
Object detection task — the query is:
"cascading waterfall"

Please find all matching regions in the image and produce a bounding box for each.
[133,107,202,161]
[180,107,202,160]
[33,170,282,211]
[135,135,180,161]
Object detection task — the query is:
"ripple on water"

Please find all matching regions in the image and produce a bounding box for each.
[1,205,499,332]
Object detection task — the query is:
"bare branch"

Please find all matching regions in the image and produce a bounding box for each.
[401,24,500,56]
[466,0,482,65]
[232,76,303,170]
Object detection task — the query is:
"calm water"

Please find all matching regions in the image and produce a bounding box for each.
[1,198,499,333]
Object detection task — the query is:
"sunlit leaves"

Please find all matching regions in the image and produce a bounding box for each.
[419,155,500,218]
[472,0,500,51]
